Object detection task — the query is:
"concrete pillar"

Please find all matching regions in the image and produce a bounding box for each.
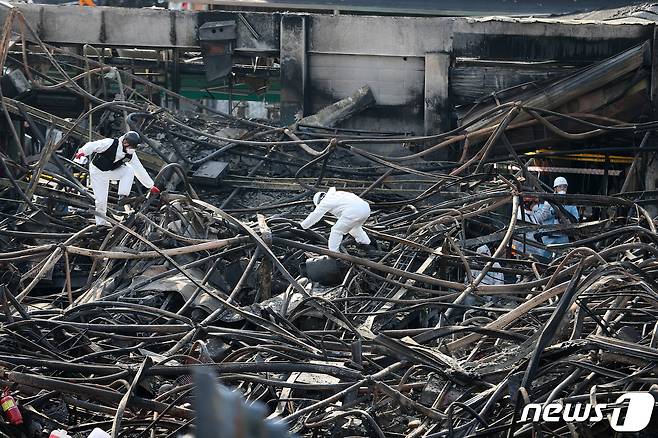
[280,15,307,125]
[424,52,451,136]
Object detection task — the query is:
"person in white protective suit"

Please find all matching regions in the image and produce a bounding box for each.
[300,187,371,252]
[73,131,160,226]
[467,245,504,286]
[533,176,579,245]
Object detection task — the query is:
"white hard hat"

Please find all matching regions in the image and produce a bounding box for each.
[313,192,326,206]
[553,176,568,188]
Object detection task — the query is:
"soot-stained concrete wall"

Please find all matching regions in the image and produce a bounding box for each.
[299,14,652,136]
[305,15,454,135]
[5,4,655,136]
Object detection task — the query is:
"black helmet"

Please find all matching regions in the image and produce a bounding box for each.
[123,131,141,146]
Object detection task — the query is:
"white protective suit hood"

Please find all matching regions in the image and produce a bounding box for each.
[313,191,326,206]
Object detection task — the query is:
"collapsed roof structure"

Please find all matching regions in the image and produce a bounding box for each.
[0,1,657,437]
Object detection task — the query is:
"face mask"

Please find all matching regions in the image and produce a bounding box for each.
[557,190,566,195]
[125,148,136,155]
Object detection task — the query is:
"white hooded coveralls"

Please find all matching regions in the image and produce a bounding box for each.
[78,134,154,225]
[300,187,371,252]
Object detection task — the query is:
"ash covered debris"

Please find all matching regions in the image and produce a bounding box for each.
[0,5,657,438]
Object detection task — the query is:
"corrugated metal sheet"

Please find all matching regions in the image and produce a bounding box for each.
[450,63,575,105]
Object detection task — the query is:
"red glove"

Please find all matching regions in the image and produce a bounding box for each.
[74,151,85,159]
[150,186,161,195]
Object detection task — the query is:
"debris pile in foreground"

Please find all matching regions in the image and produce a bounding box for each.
[1,7,658,438]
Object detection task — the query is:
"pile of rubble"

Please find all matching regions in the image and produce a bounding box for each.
[1,6,658,438]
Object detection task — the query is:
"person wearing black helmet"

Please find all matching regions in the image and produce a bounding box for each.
[73,131,160,226]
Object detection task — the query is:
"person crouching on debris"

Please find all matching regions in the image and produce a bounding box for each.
[534,176,579,245]
[73,131,160,226]
[300,187,371,252]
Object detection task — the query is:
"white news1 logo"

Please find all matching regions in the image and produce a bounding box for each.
[521,392,655,432]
